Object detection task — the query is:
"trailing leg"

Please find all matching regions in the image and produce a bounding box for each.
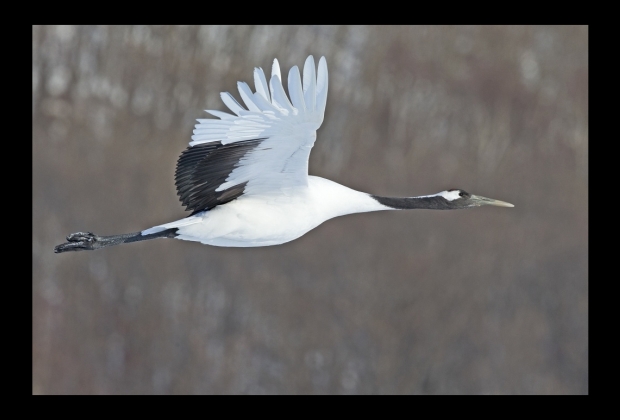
[54,228,178,253]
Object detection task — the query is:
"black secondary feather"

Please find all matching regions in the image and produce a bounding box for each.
[175,138,266,214]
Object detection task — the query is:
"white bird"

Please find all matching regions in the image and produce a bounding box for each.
[55,55,513,253]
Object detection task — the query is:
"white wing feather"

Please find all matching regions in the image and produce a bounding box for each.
[253,67,271,101]
[287,65,306,112]
[303,55,316,112]
[190,55,328,196]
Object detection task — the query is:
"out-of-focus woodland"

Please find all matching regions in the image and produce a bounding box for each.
[33,25,587,394]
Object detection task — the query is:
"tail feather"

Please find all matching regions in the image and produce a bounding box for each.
[141,214,204,235]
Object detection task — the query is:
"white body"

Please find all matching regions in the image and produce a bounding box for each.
[144,177,390,247]
[140,56,398,247]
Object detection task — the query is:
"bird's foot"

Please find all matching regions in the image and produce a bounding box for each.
[54,232,101,253]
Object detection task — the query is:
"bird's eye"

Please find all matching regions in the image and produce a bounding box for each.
[459,191,466,197]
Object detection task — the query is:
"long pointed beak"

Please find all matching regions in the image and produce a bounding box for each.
[470,194,514,208]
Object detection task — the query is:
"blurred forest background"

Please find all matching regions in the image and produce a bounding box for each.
[32,25,588,394]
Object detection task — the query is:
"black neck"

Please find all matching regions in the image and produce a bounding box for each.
[371,195,461,210]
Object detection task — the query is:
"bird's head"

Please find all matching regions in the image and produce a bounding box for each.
[437,189,514,209]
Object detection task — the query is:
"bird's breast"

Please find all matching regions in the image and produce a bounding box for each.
[175,193,322,247]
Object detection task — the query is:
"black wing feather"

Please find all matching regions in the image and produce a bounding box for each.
[175,139,265,215]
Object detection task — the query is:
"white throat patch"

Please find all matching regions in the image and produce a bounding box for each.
[438,190,462,201]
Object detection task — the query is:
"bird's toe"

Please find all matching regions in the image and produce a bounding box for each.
[66,232,96,242]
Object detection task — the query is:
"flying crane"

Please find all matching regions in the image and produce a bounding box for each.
[55,55,513,253]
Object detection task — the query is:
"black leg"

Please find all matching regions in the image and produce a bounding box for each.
[54,229,177,253]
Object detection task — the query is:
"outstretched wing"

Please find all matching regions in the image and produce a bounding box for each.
[175,55,328,214]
